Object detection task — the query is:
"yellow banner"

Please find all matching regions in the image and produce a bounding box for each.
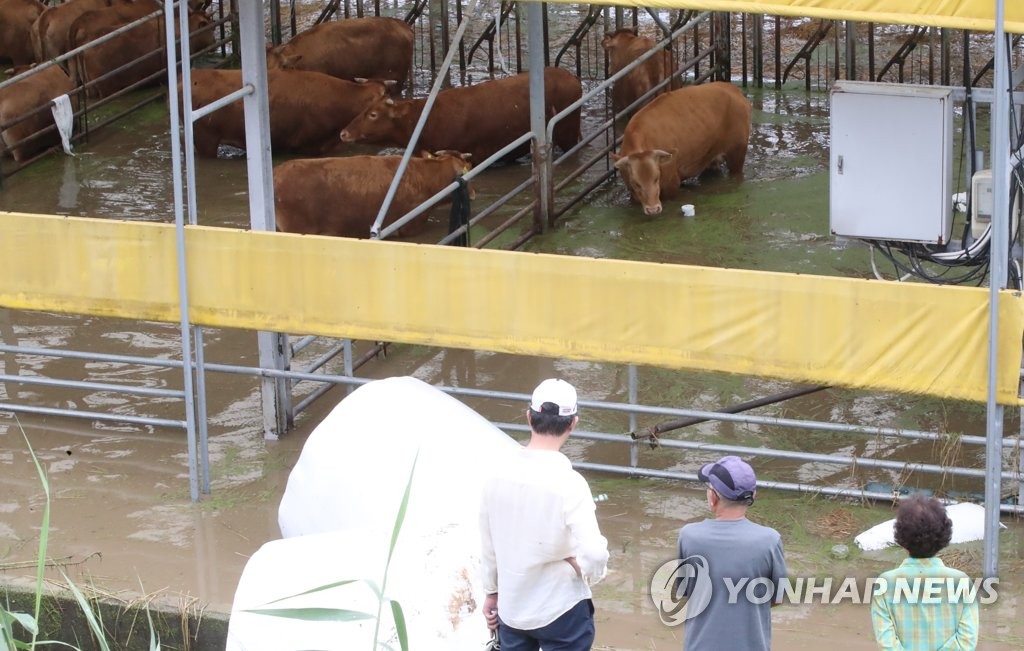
[0,211,1021,404]
[565,0,1024,34]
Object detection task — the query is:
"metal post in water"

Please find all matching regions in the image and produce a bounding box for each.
[628,365,638,468]
[176,0,212,494]
[984,0,1009,579]
[527,1,552,231]
[753,13,763,87]
[162,0,200,502]
[239,0,291,439]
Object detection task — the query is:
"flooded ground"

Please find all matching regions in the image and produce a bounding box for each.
[2,9,1024,650]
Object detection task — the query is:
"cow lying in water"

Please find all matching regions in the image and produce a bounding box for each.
[611,81,751,215]
[0,64,76,162]
[266,16,413,93]
[273,150,473,239]
[339,67,582,164]
[184,69,393,158]
[601,27,672,115]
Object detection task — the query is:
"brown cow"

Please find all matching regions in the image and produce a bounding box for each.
[0,0,45,65]
[610,82,751,215]
[0,64,76,162]
[601,28,671,115]
[185,69,393,158]
[69,0,214,98]
[273,151,474,239]
[30,0,128,63]
[340,67,582,164]
[266,17,413,93]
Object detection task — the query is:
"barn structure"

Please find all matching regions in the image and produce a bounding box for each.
[1,0,1023,579]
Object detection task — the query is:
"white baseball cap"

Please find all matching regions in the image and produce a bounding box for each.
[530,378,578,416]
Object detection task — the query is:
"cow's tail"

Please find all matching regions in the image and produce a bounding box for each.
[447,176,471,247]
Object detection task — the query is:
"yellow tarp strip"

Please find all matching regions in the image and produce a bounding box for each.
[562,1,1024,34]
[1,212,1022,404]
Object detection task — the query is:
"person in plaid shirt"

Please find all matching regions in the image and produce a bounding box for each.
[871,496,979,650]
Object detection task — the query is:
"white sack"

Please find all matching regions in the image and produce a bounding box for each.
[229,376,520,650]
[49,94,74,155]
[854,502,1005,552]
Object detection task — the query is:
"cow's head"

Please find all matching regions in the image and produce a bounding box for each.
[422,150,476,200]
[339,97,410,145]
[187,8,216,52]
[610,149,674,215]
[265,45,301,70]
[601,27,639,50]
[352,77,397,100]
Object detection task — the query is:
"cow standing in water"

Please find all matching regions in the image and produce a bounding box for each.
[266,17,413,93]
[68,0,214,98]
[185,69,393,158]
[30,0,127,63]
[601,27,672,115]
[0,0,45,65]
[340,67,582,164]
[273,151,474,239]
[611,82,751,215]
[0,64,76,162]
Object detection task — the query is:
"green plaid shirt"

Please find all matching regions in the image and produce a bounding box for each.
[870,557,979,650]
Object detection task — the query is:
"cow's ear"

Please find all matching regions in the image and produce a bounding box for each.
[279,53,301,68]
[600,34,612,48]
[612,155,630,171]
[653,149,674,165]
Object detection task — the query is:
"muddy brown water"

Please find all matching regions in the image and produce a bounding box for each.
[2,54,1024,651]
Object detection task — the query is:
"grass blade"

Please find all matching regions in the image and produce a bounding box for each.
[241,607,375,622]
[18,418,49,650]
[389,599,408,651]
[257,579,363,606]
[372,450,418,650]
[61,572,111,651]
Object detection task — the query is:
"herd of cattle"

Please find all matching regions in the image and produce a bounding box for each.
[0,5,753,237]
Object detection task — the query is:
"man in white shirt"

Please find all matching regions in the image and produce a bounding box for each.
[479,378,610,651]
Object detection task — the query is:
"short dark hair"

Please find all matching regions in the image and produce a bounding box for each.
[894,495,953,558]
[528,404,575,435]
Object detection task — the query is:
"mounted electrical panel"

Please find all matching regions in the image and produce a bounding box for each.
[970,169,993,240]
[829,81,954,244]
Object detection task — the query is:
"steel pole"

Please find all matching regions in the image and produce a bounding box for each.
[528,1,552,230]
[239,0,291,439]
[983,0,1009,579]
[369,0,481,238]
[162,0,199,503]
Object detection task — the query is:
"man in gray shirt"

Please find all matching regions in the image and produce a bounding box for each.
[675,455,786,651]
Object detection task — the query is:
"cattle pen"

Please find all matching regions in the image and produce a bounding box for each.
[1,0,1024,585]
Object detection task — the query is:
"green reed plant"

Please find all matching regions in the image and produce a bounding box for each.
[1,418,159,651]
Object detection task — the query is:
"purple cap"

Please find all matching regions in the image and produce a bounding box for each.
[698,455,756,502]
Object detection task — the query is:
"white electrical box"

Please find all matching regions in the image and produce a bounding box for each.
[970,169,993,240]
[829,81,954,244]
